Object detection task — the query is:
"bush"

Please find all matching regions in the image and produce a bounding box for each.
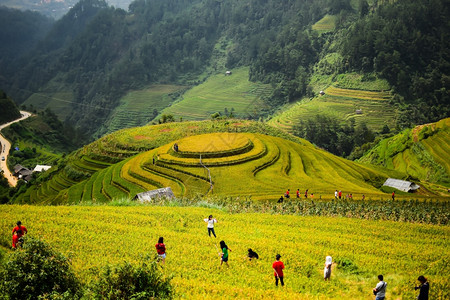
[0,238,81,300]
[87,257,173,299]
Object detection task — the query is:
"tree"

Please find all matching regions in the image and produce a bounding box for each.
[0,238,81,300]
[87,258,173,299]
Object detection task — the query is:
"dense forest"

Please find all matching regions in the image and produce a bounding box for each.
[0,91,21,124]
[0,0,448,142]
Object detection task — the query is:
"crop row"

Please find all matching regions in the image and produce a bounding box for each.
[325,86,391,101]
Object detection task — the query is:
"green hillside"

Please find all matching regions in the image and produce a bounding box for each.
[359,118,450,192]
[1,205,449,299]
[268,73,395,133]
[17,119,448,205]
[160,68,272,121]
[101,84,186,134]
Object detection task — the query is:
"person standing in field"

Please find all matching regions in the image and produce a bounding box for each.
[12,221,27,248]
[272,254,285,286]
[392,191,395,200]
[204,215,217,238]
[373,274,387,300]
[362,194,365,200]
[304,189,308,199]
[324,256,332,281]
[219,240,231,267]
[334,190,338,200]
[296,189,300,198]
[285,189,290,199]
[415,275,429,300]
[155,237,166,264]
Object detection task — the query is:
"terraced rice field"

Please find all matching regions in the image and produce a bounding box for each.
[311,14,336,33]
[269,86,396,133]
[160,67,272,120]
[359,118,450,192]
[53,132,399,203]
[106,85,185,133]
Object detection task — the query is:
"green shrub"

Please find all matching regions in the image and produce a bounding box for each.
[87,258,173,299]
[0,238,81,300]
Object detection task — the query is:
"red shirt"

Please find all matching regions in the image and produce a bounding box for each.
[338,191,342,197]
[12,234,19,248]
[12,225,27,238]
[155,243,166,255]
[272,260,285,277]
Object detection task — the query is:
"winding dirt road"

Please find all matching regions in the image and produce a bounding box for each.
[0,111,32,186]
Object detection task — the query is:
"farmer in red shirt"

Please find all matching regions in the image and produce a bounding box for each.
[155,237,166,264]
[272,254,285,286]
[12,221,27,248]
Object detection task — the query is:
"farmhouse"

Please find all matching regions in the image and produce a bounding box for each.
[225,70,232,76]
[383,178,420,193]
[13,164,32,181]
[355,109,363,114]
[134,187,175,202]
[319,90,325,95]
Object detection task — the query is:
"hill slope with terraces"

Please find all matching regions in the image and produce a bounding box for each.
[359,118,450,194]
[14,119,439,205]
[269,73,395,133]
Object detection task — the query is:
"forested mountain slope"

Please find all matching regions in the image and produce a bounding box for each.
[0,0,448,142]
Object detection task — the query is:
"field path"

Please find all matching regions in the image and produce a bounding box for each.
[0,111,32,186]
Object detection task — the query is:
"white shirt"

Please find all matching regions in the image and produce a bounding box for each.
[375,281,387,297]
[204,218,217,228]
[335,191,338,197]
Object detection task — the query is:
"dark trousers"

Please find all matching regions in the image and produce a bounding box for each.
[275,276,284,286]
[208,227,216,238]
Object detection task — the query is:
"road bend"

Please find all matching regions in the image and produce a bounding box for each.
[0,111,32,186]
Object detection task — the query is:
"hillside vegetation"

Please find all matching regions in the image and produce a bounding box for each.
[1,0,447,141]
[0,205,448,299]
[0,90,21,125]
[160,67,272,121]
[268,73,395,134]
[14,119,449,205]
[359,118,450,191]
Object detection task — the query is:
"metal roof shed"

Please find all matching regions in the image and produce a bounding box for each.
[382,178,420,193]
[134,187,175,202]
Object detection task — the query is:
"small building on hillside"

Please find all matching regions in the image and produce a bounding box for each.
[134,187,175,202]
[355,109,363,114]
[319,90,325,95]
[225,70,232,76]
[33,165,52,172]
[383,178,420,193]
[14,164,33,182]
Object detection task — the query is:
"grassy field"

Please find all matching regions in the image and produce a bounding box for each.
[160,67,272,120]
[359,118,450,192]
[0,205,448,299]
